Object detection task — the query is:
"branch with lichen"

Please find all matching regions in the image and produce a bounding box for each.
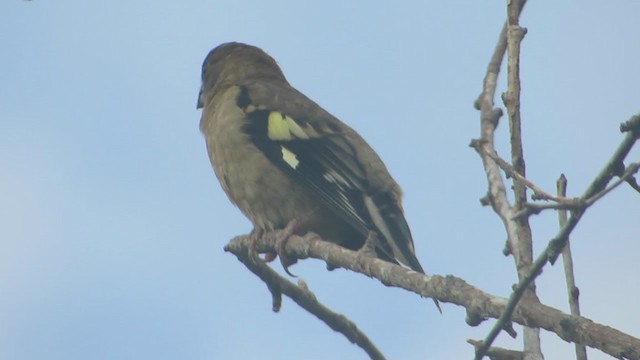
[224,232,640,359]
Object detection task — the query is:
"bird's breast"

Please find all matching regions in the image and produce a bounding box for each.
[201,88,318,230]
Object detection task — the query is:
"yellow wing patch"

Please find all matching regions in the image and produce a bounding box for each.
[268,112,309,140]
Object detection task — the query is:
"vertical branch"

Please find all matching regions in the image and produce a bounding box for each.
[503,0,534,280]
[557,175,588,360]
[505,4,527,207]
[503,1,543,359]
[472,1,536,359]
[503,1,532,275]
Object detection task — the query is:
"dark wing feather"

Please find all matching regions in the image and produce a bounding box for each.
[237,83,421,272]
[243,108,372,237]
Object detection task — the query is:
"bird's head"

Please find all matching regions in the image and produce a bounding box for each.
[197,42,286,109]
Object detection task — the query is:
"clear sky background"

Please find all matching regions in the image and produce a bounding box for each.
[1,1,639,359]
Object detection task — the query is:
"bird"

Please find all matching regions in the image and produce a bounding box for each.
[197,42,439,310]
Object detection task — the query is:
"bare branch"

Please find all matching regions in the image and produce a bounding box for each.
[502,1,543,357]
[224,238,386,360]
[473,0,543,358]
[225,233,640,359]
[474,112,640,360]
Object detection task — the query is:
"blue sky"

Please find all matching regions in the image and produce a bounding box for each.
[1,1,639,359]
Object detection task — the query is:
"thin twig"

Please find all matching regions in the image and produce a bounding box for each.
[512,202,582,219]
[472,145,579,204]
[224,239,386,360]
[224,233,640,359]
[511,163,640,219]
[624,176,640,193]
[557,175,588,360]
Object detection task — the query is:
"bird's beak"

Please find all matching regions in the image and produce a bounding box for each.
[197,85,204,109]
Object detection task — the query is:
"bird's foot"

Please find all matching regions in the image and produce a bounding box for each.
[248,228,277,263]
[357,231,380,258]
[274,219,300,277]
[353,231,380,272]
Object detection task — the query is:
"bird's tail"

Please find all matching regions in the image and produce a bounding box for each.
[363,192,441,313]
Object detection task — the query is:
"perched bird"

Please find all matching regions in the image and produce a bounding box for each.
[198,42,438,310]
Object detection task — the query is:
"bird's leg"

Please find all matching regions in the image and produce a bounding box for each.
[358,231,380,258]
[327,231,379,271]
[274,218,300,276]
[273,208,324,275]
[352,231,380,272]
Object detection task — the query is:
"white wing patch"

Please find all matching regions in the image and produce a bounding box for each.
[281,146,300,169]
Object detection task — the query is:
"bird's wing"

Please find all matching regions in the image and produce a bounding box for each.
[236,82,423,272]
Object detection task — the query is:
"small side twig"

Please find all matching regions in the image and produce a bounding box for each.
[624,176,640,193]
[584,115,640,203]
[513,202,582,219]
[582,163,640,207]
[618,115,640,193]
[468,339,524,360]
[620,114,640,134]
[557,175,588,360]
[472,145,579,205]
[511,163,640,219]
[224,239,386,360]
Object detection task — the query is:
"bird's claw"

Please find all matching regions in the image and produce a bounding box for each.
[248,221,300,276]
[248,228,277,263]
[274,219,300,277]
